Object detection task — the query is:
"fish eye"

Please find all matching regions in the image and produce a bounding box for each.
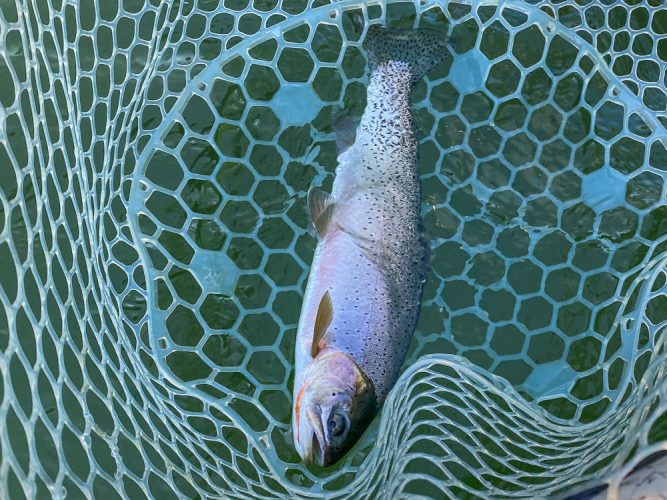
[327,413,345,436]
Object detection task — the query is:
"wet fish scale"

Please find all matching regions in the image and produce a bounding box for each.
[330,60,427,400]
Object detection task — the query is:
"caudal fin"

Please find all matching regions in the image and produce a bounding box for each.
[363,25,450,86]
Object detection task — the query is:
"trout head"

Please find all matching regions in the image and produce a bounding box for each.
[293,351,377,467]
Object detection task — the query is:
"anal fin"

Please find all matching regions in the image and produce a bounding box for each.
[333,111,358,155]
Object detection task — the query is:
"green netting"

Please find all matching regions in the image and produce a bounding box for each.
[1,0,667,498]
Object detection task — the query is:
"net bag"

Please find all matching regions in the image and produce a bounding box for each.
[1,0,667,498]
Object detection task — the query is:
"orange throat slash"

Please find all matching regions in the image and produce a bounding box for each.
[294,382,309,443]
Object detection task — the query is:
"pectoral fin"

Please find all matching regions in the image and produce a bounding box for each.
[308,188,335,237]
[311,291,333,357]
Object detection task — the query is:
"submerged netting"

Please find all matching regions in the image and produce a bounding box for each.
[1,0,667,497]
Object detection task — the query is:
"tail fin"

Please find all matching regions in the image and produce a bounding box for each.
[363,25,450,86]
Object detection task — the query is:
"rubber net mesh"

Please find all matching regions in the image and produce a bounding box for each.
[1,0,667,498]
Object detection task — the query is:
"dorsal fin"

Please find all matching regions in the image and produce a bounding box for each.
[308,188,335,237]
[311,291,333,357]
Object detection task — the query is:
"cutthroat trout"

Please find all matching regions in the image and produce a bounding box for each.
[292,25,450,466]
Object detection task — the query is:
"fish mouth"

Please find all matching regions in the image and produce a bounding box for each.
[302,406,330,466]
[308,428,335,467]
[310,430,325,466]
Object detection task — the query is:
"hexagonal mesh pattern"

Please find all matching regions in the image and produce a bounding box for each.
[1,0,667,497]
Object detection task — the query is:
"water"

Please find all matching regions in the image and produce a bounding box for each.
[2,0,667,498]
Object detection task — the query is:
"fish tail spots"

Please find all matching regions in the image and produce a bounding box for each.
[363,25,450,86]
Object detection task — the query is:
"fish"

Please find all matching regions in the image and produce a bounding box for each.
[292,24,450,467]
